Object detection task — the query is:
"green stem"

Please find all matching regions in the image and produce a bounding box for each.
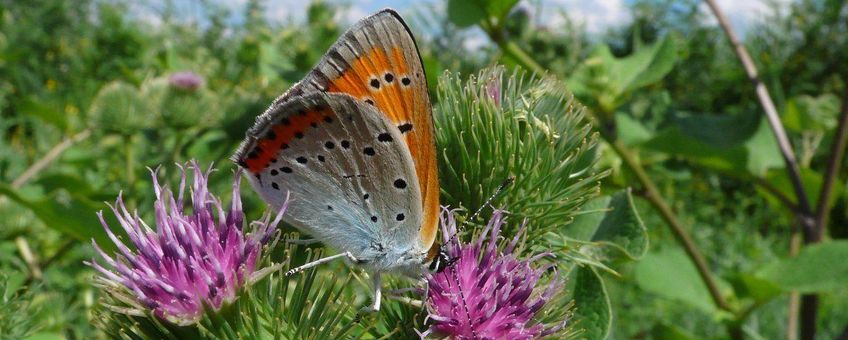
[171,132,184,164]
[605,137,734,313]
[125,134,136,190]
[484,24,737,318]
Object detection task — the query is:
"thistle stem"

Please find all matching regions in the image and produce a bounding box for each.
[125,134,136,188]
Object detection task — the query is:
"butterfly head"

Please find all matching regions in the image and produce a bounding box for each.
[425,241,458,274]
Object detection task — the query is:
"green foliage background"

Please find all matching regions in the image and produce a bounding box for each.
[1,0,847,339]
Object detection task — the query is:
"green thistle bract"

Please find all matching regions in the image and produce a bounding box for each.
[435,67,602,238]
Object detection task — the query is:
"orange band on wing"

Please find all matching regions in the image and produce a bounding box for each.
[244,108,334,173]
[326,46,439,249]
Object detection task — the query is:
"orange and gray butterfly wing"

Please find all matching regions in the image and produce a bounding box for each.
[234,93,423,255]
[266,9,439,251]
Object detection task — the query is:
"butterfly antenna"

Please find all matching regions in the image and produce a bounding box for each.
[445,176,515,245]
[462,176,515,227]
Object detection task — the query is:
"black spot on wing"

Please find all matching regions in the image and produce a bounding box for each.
[394,179,407,189]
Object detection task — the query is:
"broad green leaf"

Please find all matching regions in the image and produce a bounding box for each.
[571,267,611,339]
[566,190,649,260]
[486,0,520,21]
[728,273,783,304]
[447,0,486,28]
[756,241,848,293]
[760,168,835,210]
[19,97,67,131]
[634,247,728,315]
[615,113,653,145]
[567,36,676,113]
[611,36,677,94]
[32,173,97,196]
[743,116,785,175]
[782,94,840,132]
[642,113,782,177]
[0,183,115,251]
[650,323,697,340]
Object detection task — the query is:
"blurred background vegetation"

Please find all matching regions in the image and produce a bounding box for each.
[1,0,847,339]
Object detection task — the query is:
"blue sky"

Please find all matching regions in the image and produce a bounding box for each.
[134,0,789,38]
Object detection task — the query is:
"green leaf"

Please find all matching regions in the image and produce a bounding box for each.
[761,168,833,209]
[486,0,520,21]
[642,113,782,177]
[571,267,611,339]
[446,0,486,28]
[756,241,848,293]
[728,273,783,304]
[650,323,697,340]
[567,36,676,113]
[0,183,114,251]
[782,94,841,132]
[612,36,677,93]
[18,97,67,131]
[633,247,725,315]
[566,190,649,259]
[615,113,653,145]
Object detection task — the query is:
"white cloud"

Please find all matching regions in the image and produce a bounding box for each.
[697,0,791,35]
[539,0,631,33]
[264,0,311,23]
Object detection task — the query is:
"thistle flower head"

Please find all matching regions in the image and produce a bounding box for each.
[88,161,286,325]
[168,71,204,91]
[424,209,567,339]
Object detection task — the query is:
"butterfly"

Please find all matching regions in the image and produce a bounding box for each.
[232,9,445,313]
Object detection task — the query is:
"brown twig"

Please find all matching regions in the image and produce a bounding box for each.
[15,237,41,279]
[813,89,848,241]
[703,0,814,231]
[703,1,823,338]
[11,129,92,189]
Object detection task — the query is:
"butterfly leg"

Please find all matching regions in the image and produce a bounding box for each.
[370,272,382,312]
[284,251,359,276]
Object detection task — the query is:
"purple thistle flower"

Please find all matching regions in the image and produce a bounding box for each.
[424,209,567,339]
[168,71,204,91]
[87,161,287,326]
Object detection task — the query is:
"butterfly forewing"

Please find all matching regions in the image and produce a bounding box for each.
[257,9,440,250]
[235,93,423,255]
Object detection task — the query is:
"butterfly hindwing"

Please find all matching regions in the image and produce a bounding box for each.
[235,93,423,256]
[263,9,439,251]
